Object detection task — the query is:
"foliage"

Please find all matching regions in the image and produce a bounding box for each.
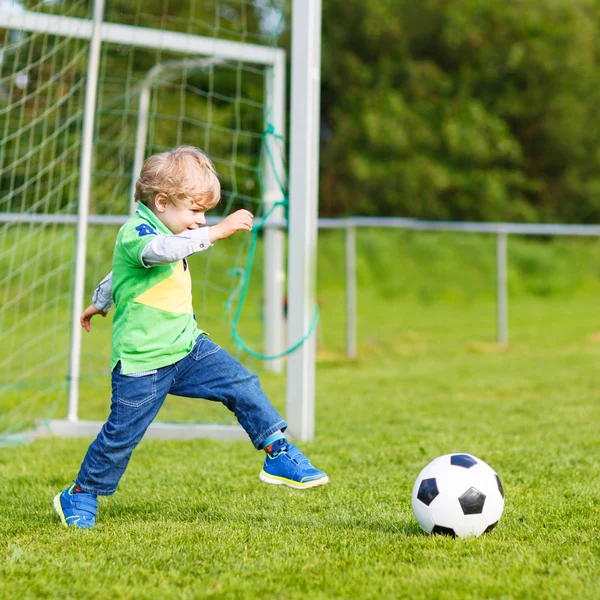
[320,0,600,222]
[4,0,600,222]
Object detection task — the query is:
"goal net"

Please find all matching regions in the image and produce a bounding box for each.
[0,0,291,445]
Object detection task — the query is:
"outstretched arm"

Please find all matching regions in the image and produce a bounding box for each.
[208,209,253,243]
[140,209,253,266]
[80,208,253,330]
[141,226,212,266]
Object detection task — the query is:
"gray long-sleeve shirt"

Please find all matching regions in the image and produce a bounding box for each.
[92,226,213,312]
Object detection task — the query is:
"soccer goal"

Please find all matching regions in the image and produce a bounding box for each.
[0,0,321,445]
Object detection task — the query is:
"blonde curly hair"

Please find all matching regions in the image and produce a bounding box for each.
[134,146,221,210]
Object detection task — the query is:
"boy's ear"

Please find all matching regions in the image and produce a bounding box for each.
[154,193,169,213]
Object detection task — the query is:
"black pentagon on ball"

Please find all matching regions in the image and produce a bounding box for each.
[417,478,439,506]
[459,486,486,515]
[495,474,504,498]
[450,454,478,469]
[431,525,456,537]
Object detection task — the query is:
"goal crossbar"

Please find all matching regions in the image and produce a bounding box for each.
[0,10,284,66]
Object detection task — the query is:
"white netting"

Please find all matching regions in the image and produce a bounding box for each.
[0,0,288,443]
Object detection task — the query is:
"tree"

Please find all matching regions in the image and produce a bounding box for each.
[319,0,600,222]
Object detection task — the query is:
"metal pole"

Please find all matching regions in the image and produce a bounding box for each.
[286,0,322,441]
[346,226,357,358]
[496,231,508,346]
[67,0,106,422]
[263,54,286,373]
[131,84,150,214]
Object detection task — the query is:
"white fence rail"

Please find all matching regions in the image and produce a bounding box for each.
[330,218,600,353]
[4,213,600,352]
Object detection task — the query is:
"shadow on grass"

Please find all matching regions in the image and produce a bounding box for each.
[96,499,427,537]
[324,516,425,537]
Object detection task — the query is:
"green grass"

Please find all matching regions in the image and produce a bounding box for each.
[1,230,600,598]
[2,290,600,598]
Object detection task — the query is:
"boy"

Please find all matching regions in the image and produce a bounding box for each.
[54,146,328,529]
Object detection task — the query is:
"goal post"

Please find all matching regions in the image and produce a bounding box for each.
[67,0,105,423]
[286,0,322,440]
[0,0,321,444]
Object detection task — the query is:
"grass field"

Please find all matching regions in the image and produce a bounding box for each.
[1,231,600,598]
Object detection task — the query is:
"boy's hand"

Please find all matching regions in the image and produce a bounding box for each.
[81,304,107,332]
[209,209,253,243]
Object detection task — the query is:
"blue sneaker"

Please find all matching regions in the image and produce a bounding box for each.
[53,483,98,529]
[259,444,329,489]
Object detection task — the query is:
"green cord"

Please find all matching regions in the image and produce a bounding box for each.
[228,126,320,360]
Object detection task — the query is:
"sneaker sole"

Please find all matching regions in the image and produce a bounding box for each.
[53,494,68,527]
[259,470,329,489]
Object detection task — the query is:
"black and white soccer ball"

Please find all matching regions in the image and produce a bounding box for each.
[411,453,504,538]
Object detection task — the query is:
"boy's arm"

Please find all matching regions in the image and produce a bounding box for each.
[140,210,253,266]
[81,212,253,329]
[81,271,113,332]
[141,227,212,266]
[92,271,114,312]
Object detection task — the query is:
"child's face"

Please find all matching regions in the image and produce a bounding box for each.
[155,198,207,234]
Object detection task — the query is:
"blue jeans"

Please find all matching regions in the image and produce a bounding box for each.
[76,335,287,495]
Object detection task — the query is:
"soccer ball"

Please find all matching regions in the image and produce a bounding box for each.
[411,453,504,538]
